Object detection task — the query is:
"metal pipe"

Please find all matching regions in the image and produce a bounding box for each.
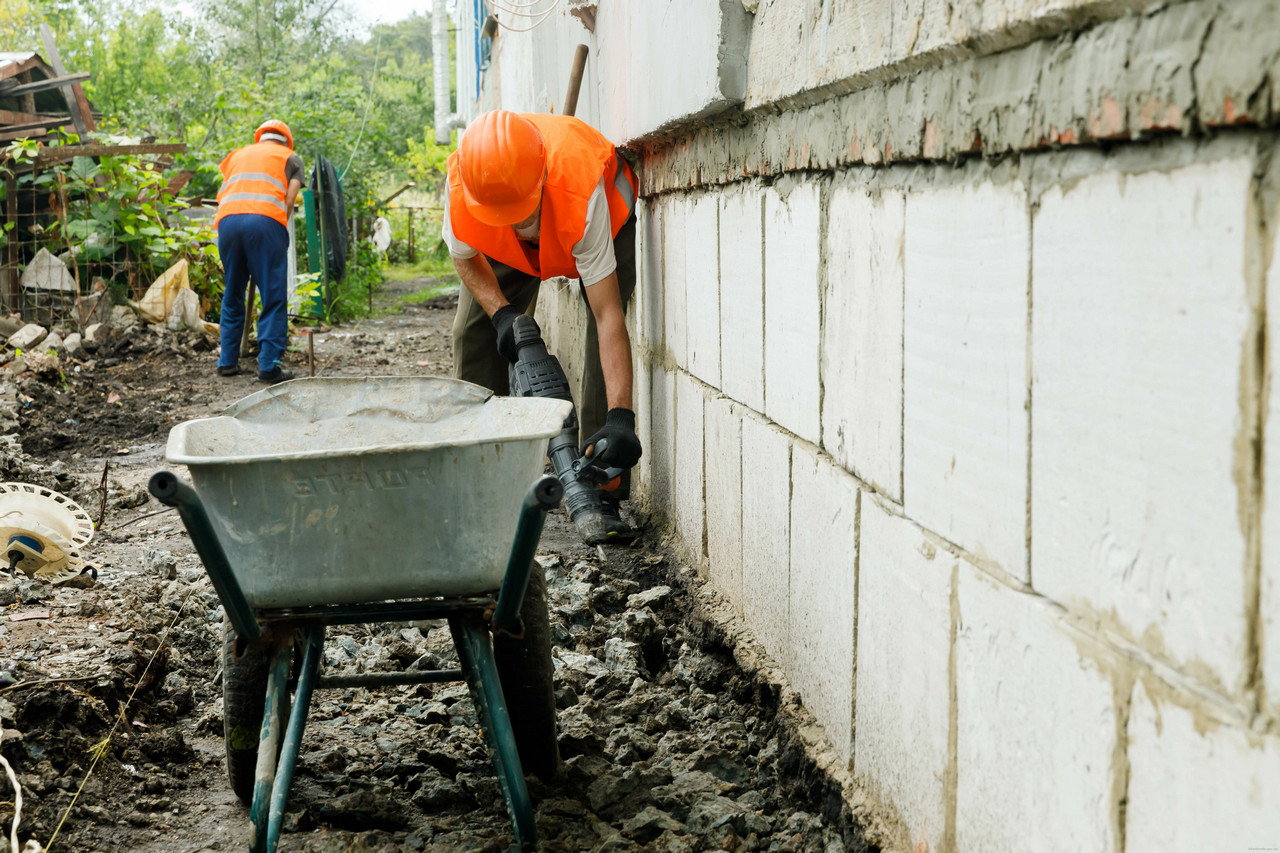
[317,669,464,689]
[433,0,453,145]
[490,475,563,633]
[407,208,415,263]
[563,44,589,118]
[249,638,291,853]
[257,598,493,626]
[266,626,324,851]
[148,472,261,642]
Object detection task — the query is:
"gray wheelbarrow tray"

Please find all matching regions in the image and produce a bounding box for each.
[148,376,572,853]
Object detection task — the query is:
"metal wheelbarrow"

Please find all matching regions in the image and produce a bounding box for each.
[147,377,573,852]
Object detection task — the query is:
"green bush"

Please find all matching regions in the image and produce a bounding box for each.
[2,135,225,319]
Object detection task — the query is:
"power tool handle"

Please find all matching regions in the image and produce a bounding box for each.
[573,439,625,484]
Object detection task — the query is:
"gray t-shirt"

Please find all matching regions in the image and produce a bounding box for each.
[442,178,617,285]
[285,153,304,188]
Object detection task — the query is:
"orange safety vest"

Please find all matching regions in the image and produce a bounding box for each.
[215,142,294,229]
[447,113,638,280]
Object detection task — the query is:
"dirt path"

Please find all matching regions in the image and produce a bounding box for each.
[0,278,872,853]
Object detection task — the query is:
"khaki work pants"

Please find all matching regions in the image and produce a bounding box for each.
[451,214,637,444]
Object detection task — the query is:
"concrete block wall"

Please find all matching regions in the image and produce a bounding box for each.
[481,0,1280,849]
[627,132,1280,849]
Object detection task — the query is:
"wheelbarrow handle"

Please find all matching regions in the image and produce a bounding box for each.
[491,474,564,634]
[149,471,262,643]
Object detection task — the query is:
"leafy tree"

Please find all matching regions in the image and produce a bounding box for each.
[11,0,459,320]
[0,0,42,49]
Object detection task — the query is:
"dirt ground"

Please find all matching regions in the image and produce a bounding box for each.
[0,278,873,853]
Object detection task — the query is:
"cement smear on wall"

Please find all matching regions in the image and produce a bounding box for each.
[638,0,1280,197]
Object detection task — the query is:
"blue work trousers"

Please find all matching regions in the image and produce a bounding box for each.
[218,213,290,373]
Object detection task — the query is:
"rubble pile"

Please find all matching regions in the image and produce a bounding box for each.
[0,302,214,385]
[0,529,870,853]
[0,303,219,458]
[0,279,870,852]
[0,555,220,845]
[261,546,868,853]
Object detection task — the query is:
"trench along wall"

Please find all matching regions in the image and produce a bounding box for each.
[479,0,1280,849]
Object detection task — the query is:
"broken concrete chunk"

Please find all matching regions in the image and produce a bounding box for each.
[559,718,606,760]
[24,351,60,378]
[142,549,178,581]
[622,805,684,843]
[84,323,108,347]
[0,316,23,338]
[558,650,608,678]
[63,333,84,359]
[110,305,139,332]
[42,332,63,354]
[19,248,77,293]
[8,324,48,352]
[627,585,673,610]
[309,787,408,832]
[604,637,645,681]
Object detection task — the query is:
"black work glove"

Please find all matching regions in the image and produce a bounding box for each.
[491,304,523,363]
[583,408,643,469]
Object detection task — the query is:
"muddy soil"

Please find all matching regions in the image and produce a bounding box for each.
[0,278,873,853]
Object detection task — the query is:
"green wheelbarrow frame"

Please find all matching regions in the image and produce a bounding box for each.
[149,469,563,853]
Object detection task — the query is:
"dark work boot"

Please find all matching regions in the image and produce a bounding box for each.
[598,497,636,543]
[258,366,295,384]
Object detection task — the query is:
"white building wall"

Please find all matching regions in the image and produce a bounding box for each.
[476,0,1280,849]
[1030,147,1257,696]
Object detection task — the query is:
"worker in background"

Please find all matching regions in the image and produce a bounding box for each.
[214,119,304,384]
[443,109,642,539]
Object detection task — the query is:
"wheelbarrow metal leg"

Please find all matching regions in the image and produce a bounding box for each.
[249,636,292,853]
[265,625,324,851]
[450,615,537,849]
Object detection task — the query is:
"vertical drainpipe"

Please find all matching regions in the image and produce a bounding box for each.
[433,0,453,145]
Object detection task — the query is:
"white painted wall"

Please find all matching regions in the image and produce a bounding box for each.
[479,0,749,142]
[475,2,1280,850]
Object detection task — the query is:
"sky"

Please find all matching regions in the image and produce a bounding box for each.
[349,0,433,32]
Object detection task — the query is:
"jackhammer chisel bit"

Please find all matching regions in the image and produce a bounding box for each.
[507,314,633,545]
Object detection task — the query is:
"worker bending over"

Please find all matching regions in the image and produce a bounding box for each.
[443,109,642,538]
[214,119,303,384]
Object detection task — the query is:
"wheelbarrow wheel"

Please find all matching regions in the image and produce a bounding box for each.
[222,624,293,805]
[493,561,561,782]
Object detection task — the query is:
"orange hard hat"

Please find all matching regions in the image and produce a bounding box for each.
[458,111,546,226]
[255,119,294,149]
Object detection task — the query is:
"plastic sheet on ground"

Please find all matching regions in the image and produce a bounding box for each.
[132,259,219,335]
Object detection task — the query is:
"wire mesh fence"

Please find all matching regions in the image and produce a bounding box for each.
[2,146,220,331]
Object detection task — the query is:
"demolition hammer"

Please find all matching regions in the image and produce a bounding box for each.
[507,313,633,545]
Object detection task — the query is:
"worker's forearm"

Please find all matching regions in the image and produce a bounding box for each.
[584,271,633,410]
[454,254,507,316]
[284,179,302,213]
[596,312,633,411]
